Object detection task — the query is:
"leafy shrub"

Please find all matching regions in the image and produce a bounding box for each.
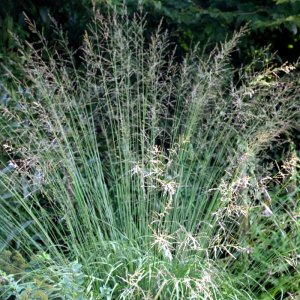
[0,10,299,299]
[0,252,86,300]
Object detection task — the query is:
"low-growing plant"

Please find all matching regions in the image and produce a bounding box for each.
[0,9,299,299]
[0,252,86,299]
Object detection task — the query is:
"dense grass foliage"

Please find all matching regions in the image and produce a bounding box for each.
[0,11,299,299]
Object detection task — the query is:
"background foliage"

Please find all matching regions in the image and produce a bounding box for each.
[1,0,300,65]
[0,0,300,63]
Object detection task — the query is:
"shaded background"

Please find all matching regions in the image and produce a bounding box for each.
[1,0,300,65]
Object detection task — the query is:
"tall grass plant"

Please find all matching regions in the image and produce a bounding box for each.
[0,10,299,299]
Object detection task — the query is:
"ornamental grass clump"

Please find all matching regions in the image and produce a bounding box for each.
[0,10,299,299]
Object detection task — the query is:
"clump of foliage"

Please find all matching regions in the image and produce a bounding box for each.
[0,10,299,299]
[0,250,28,278]
[0,252,86,299]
